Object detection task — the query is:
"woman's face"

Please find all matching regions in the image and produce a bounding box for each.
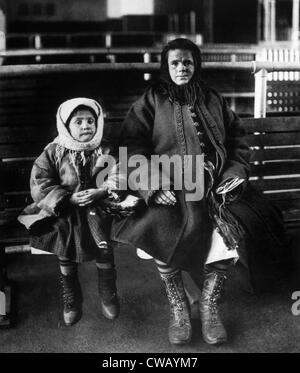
[68,109,96,142]
[167,49,195,86]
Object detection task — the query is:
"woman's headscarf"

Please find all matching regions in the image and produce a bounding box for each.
[53,97,104,169]
[158,38,204,105]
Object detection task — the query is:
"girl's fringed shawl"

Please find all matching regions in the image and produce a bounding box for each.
[54,145,103,172]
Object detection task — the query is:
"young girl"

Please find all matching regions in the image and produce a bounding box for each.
[20,97,132,326]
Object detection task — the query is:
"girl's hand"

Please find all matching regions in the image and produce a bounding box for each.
[153,190,176,206]
[70,189,107,207]
[69,192,82,206]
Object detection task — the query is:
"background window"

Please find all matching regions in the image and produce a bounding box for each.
[18,3,29,16]
[32,3,42,16]
[46,3,55,17]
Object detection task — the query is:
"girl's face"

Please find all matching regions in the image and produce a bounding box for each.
[167,49,195,86]
[68,109,96,142]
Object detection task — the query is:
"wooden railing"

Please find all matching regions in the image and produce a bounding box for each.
[0,46,257,66]
[1,32,260,64]
[0,61,299,118]
[5,31,202,49]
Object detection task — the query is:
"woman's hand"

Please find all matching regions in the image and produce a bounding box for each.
[153,190,176,205]
[70,189,108,207]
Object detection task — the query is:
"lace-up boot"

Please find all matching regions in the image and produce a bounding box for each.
[60,271,82,326]
[160,271,192,345]
[199,267,227,344]
[97,267,120,320]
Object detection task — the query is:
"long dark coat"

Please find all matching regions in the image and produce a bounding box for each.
[111,86,255,270]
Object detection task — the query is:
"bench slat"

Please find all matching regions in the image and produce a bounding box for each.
[0,127,56,144]
[3,193,32,210]
[0,114,52,125]
[0,143,46,159]
[0,222,29,245]
[264,190,300,201]
[3,173,31,192]
[251,161,300,177]
[246,132,300,147]
[0,106,55,116]
[273,198,300,211]
[250,147,300,161]
[0,89,58,99]
[243,116,300,132]
[0,118,51,128]
[282,209,300,222]
[1,160,33,192]
[251,177,300,191]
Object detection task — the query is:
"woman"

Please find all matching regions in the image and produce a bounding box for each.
[111,38,285,346]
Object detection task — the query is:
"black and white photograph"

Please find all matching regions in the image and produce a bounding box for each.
[0,0,300,358]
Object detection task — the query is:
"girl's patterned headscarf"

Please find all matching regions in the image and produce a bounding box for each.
[54,97,103,151]
[53,97,104,169]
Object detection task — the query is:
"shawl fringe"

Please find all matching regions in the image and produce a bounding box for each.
[54,144,103,174]
[208,191,245,251]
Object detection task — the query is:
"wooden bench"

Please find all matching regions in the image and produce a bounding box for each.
[1,114,300,326]
[245,116,300,233]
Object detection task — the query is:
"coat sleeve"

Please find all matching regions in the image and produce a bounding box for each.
[30,145,72,216]
[117,88,161,204]
[217,96,251,193]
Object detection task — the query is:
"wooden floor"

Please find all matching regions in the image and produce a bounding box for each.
[0,238,300,354]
